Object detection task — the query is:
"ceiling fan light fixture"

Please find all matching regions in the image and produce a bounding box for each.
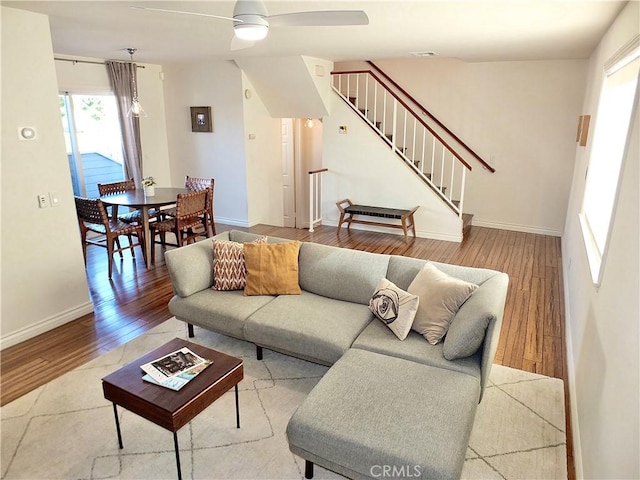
[234,23,269,40]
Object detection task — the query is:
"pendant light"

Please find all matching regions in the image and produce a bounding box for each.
[126,48,146,118]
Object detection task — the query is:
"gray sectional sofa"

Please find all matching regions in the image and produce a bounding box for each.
[165,230,509,479]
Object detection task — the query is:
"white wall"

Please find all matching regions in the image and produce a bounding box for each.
[235,56,333,118]
[1,7,92,347]
[336,58,587,236]
[323,94,462,241]
[162,59,329,229]
[55,55,172,187]
[162,60,249,226]
[242,72,284,227]
[562,2,640,478]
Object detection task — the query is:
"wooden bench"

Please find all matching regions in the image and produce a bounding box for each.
[336,199,418,241]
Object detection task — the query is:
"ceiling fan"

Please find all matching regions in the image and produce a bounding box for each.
[131,1,369,45]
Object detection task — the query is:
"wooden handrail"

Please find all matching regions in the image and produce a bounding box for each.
[332,69,472,171]
[366,61,496,173]
[308,168,329,175]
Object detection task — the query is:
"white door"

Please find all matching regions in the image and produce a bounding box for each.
[281,118,296,227]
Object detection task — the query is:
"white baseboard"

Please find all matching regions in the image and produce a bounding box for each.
[471,219,562,237]
[0,301,95,350]
[214,216,250,228]
[321,220,462,243]
[561,253,583,479]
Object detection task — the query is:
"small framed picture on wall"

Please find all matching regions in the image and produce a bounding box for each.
[190,106,213,133]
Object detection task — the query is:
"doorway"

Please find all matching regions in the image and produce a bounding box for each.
[59,92,126,198]
[281,118,324,229]
[281,118,296,227]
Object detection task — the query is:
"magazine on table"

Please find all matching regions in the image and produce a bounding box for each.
[140,347,212,389]
[142,360,212,391]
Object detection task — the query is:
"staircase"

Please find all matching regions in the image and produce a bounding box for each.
[331,66,495,239]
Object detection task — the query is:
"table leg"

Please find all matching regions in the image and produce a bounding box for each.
[142,207,151,269]
[112,403,123,449]
[235,384,240,428]
[173,431,182,480]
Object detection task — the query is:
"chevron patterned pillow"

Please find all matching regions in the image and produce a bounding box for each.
[212,236,268,291]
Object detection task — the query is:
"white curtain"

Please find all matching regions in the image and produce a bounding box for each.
[106,61,143,186]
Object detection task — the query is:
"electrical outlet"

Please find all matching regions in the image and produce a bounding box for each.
[38,194,49,208]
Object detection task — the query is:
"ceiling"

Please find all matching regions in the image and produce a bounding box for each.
[2,1,627,65]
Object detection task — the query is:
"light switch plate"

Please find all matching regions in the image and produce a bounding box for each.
[49,191,60,207]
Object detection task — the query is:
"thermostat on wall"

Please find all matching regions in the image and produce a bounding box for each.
[18,127,36,140]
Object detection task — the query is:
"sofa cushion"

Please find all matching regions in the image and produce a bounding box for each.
[229,230,290,244]
[244,241,302,296]
[408,263,479,345]
[243,291,374,365]
[168,290,275,340]
[386,255,498,290]
[298,242,390,305]
[212,236,267,291]
[444,273,510,360]
[431,260,500,286]
[165,232,230,297]
[352,319,481,379]
[286,349,480,480]
[369,278,419,341]
[385,255,428,290]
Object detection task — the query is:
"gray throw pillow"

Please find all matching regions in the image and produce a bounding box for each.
[407,262,478,345]
[444,273,507,360]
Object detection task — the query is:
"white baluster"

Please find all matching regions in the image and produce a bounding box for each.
[421,128,426,173]
[450,155,455,203]
[440,146,445,193]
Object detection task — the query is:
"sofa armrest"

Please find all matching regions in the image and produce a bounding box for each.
[165,232,230,297]
[443,272,509,402]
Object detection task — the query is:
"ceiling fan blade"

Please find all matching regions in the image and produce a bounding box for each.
[129,6,237,22]
[230,35,256,51]
[267,10,369,27]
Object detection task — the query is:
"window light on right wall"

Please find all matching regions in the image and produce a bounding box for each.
[580,35,640,287]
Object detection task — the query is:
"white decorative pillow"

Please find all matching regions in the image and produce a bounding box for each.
[407,262,479,345]
[368,278,419,341]
[212,236,267,291]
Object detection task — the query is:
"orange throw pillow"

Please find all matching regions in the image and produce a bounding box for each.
[244,241,301,296]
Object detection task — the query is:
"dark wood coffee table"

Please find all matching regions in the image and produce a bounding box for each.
[102,338,243,480]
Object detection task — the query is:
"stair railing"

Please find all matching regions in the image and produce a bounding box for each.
[367,61,496,173]
[309,168,328,232]
[332,70,467,216]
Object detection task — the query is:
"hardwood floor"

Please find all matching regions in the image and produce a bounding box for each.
[0,223,574,478]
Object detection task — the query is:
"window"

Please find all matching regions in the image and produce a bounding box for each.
[59,92,126,198]
[580,36,640,286]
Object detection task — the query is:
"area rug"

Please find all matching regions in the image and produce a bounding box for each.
[1,318,567,479]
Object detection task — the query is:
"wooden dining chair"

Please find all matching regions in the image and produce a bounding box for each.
[149,189,209,264]
[74,196,146,279]
[163,176,216,236]
[97,178,160,224]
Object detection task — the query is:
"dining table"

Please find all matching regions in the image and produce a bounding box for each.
[99,187,190,269]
